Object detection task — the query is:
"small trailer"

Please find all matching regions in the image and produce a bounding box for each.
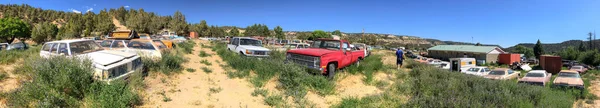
[449,58,477,72]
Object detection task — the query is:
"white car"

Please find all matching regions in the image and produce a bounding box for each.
[352,43,370,57]
[278,43,310,51]
[100,39,166,59]
[462,66,491,76]
[40,39,143,83]
[227,37,270,57]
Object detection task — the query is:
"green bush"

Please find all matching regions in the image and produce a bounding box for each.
[0,72,6,82]
[0,45,41,64]
[144,51,186,75]
[7,56,140,107]
[198,50,210,57]
[200,59,212,66]
[85,81,141,108]
[177,40,196,54]
[186,68,196,72]
[202,67,212,73]
[264,94,284,107]
[252,88,269,97]
[343,54,385,84]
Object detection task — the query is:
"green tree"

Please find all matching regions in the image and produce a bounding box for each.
[198,20,209,36]
[274,26,284,39]
[169,11,188,36]
[94,9,115,35]
[578,50,600,66]
[310,30,329,40]
[261,25,270,37]
[0,18,31,44]
[82,11,96,36]
[513,45,534,58]
[229,26,240,36]
[332,30,342,36]
[579,41,586,51]
[31,22,58,44]
[296,32,312,40]
[475,42,481,46]
[533,39,544,59]
[557,47,579,60]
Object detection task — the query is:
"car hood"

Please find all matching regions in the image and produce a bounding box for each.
[287,48,338,56]
[239,45,270,51]
[519,77,545,82]
[554,77,584,85]
[77,50,132,66]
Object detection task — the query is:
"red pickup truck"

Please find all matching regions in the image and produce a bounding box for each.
[286,39,365,79]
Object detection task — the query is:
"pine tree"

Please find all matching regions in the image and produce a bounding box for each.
[533,39,544,59]
[229,26,240,36]
[274,26,284,39]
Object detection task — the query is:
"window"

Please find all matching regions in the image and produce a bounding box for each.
[233,38,239,45]
[489,71,505,75]
[50,43,59,53]
[467,68,480,72]
[525,73,545,77]
[58,43,68,55]
[70,41,103,55]
[100,40,112,47]
[483,68,491,72]
[240,39,262,46]
[558,72,581,78]
[42,43,54,51]
[111,40,127,48]
[311,40,340,50]
[127,41,157,50]
[342,42,349,49]
[153,40,167,49]
[507,70,514,74]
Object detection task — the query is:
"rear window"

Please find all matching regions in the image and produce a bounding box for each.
[128,41,157,50]
[70,41,103,55]
[467,68,480,72]
[153,40,167,49]
[558,72,580,78]
[525,73,545,77]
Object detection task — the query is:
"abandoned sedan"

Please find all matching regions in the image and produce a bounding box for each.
[518,70,552,86]
[40,39,143,83]
[483,68,520,80]
[553,70,584,89]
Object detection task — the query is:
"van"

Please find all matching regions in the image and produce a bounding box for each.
[449,58,476,72]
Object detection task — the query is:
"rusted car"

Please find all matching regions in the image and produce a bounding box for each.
[569,65,588,74]
[553,70,584,89]
[518,70,552,86]
[483,68,520,80]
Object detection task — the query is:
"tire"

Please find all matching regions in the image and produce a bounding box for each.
[356,59,361,67]
[239,51,245,56]
[327,64,336,79]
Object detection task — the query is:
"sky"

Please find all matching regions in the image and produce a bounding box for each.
[2,0,600,47]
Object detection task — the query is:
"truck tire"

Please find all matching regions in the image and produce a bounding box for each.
[239,51,245,56]
[327,64,336,79]
[356,59,361,67]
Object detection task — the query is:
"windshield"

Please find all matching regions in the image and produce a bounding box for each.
[311,40,340,50]
[488,71,505,75]
[240,39,262,46]
[467,68,480,72]
[153,40,167,49]
[69,41,103,55]
[283,44,297,49]
[525,73,545,77]
[558,72,580,78]
[128,41,157,50]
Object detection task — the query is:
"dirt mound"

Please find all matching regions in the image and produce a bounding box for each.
[112,17,129,31]
[140,40,266,107]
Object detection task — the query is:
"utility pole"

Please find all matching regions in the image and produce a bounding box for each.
[362,28,365,43]
[589,32,593,50]
[594,30,596,50]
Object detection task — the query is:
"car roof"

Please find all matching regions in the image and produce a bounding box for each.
[528,70,547,73]
[47,39,94,43]
[559,70,579,73]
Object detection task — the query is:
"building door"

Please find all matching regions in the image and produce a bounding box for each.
[451,60,459,71]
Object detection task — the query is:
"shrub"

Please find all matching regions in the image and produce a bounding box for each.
[177,40,196,54]
[198,50,210,57]
[202,67,213,73]
[0,72,6,82]
[343,54,385,84]
[200,59,212,66]
[0,45,41,64]
[186,68,196,72]
[252,88,269,97]
[142,51,186,75]
[209,87,222,93]
[227,70,250,79]
[264,95,284,107]
[7,56,139,107]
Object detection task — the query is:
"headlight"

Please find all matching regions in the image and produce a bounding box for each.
[315,57,321,67]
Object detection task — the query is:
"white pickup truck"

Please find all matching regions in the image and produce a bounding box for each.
[227,37,270,57]
[40,39,143,83]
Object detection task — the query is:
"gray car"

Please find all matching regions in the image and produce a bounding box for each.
[5,42,28,50]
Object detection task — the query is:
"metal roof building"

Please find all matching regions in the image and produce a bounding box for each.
[427,45,505,64]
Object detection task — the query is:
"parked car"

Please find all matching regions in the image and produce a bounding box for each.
[352,43,371,57]
[227,37,270,57]
[518,70,552,86]
[100,39,166,59]
[40,39,142,83]
[278,43,310,51]
[0,43,8,50]
[462,66,491,76]
[553,70,584,89]
[483,68,520,80]
[285,39,365,79]
[438,61,451,69]
[5,42,28,50]
[569,65,588,74]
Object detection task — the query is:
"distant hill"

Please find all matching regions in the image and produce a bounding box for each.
[504,40,600,53]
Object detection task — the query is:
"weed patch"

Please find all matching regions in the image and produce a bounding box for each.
[209,87,222,93]
[252,88,269,97]
[143,51,186,75]
[177,40,196,54]
[0,46,41,64]
[186,68,196,72]
[264,94,284,107]
[198,50,210,57]
[200,59,212,66]
[343,54,385,84]
[202,67,213,73]
[0,72,6,82]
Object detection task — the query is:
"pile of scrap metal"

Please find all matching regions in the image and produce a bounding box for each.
[510,61,532,71]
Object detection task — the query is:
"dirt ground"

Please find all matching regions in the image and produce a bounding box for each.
[139,40,267,108]
[575,75,600,108]
[0,62,26,107]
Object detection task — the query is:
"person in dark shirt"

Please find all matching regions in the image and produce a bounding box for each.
[396,48,405,69]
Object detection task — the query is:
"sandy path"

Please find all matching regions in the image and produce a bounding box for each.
[112,17,130,31]
[140,40,266,108]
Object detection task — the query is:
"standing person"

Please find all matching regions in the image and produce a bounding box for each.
[396,47,405,69]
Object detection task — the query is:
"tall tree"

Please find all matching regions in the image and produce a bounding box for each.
[589,32,594,50]
[475,42,481,46]
[514,45,534,58]
[31,22,58,44]
[533,39,544,59]
[94,9,115,35]
[310,30,329,40]
[579,41,586,51]
[229,26,240,36]
[169,11,188,36]
[332,30,342,36]
[261,24,270,37]
[199,20,209,36]
[82,11,96,36]
[0,18,31,44]
[274,26,284,39]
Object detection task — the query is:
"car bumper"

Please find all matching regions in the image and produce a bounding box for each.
[101,64,144,84]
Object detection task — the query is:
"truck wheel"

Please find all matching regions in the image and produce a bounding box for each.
[239,51,245,56]
[327,64,336,79]
[356,59,361,67]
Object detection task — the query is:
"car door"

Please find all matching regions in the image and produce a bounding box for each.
[40,43,55,58]
[341,42,353,67]
[227,38,238,51]
[481,68,491,76]
[48,43,61,56]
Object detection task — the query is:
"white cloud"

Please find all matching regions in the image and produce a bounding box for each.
[124,5,130,8]
[86,8,93,12]
[93,4,97,6]
[69,8,81,13]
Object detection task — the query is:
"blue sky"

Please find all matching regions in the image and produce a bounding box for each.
[2,0,600,47]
